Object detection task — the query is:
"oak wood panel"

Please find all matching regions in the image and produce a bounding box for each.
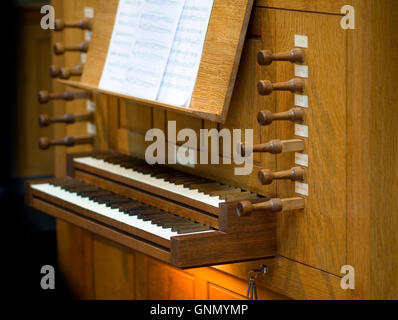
[93,237,135,300]
[208,284,247,300]
[166,112,203,148]
[189,265,289,300]
[214,256,354,300]
[147,259,195,300]
[273,9,346,275]
[347,0,398,300]
[93,93,109,150]
[255,0,350,14]
[16,6,54,177]
[171,230,276,268]
[120,100,153,135]
[56,219,94,299]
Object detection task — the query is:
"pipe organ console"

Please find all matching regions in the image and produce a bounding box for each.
[24,0,398,300]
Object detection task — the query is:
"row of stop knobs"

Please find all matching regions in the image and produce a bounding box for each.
[39,19,95,150]
[237,48,307,217]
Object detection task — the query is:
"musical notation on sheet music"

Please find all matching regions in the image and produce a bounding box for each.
[99,0,214,107]
[157,0,214,107]
[99,0,144,92]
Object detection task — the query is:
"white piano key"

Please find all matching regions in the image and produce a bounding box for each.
[31,183,179,240]
[74,157,225,207]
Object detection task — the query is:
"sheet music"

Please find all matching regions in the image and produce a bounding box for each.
[99,0,214,107]
[157,0,214,107]
[123,0,186,100]
[99,0,144,93]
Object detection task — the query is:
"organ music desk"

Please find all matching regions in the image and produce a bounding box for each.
[25,0,398,300]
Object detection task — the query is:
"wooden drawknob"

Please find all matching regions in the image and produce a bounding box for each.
[258,167,305,185]
[39,136,94,150]
[54,19,92,31]
[258,49,305,66]
[39,113,93,127]
[60,64,84,79]
[49,65,61,78]
[239,139,305,157]
[237,198,305,217]
[38,90,92,104]
[54,41,89,55]
[258,78,305,96]
[49,65,84,79]
[258,108,305,126]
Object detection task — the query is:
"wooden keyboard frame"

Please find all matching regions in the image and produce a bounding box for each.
[26,177,276,268]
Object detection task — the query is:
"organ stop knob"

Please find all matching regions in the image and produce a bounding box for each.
[54,19,92,31]
[39,113,94,127]
[239,139,305,157]
[38,90,92,104]
[237,198,305,217]
[258,78,305,96]
[257,108,305,126]
[49,64,84,79]
[39,136,94,150]
[257,49,305,66]
[54,41,89,55]
[258,167,305,185]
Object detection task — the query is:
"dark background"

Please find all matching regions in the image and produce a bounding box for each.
[3,0,70,299]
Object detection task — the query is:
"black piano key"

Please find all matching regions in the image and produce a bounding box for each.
[63,185,99,192]
[123,205,153,216]
[110,201,142,210]
[91,194,120,202]
[86,191,114,200]
[78,190,110,197]
[51,179,85,188]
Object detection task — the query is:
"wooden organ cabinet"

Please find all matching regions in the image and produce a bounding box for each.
[25,0,398,300]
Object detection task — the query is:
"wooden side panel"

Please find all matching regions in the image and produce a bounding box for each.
[16,6,54,177]
[121,100,153,135]
[208,284,247,300]
[255,0,350,14]
[273,9,347,275]
[147,259,195,300]
[347,0,398,300]
[214,257,353,300]
[93,237,135,300]
[56,220,94,299]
